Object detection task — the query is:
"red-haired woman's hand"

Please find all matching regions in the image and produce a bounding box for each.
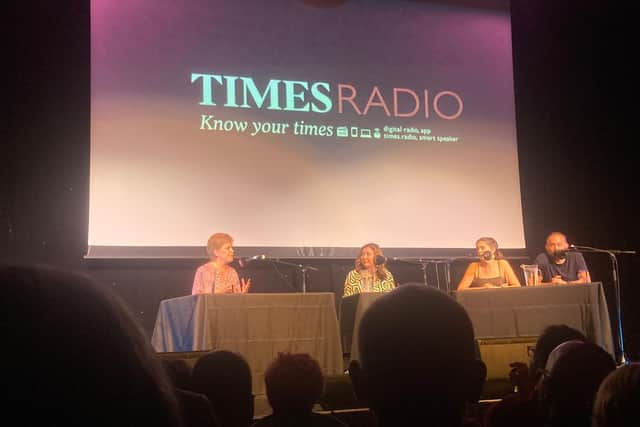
[240,278,251,293]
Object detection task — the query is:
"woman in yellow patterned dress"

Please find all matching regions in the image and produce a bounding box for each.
[343,243,396,297]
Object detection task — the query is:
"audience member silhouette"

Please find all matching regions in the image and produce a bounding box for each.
[528,324,588,386]
[191,350,254,427]
[348,284,486,427]
[162,358,195,390]
[252,352,347,427]
[161,358,221,427]
[1,264,182,426]
[592,362,640,427]
[485,325,589,427]
[540,340,616,427]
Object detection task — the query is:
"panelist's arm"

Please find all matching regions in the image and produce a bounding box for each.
[546,270,590,285]
[343,270,358,297]
[567,253,591,283]
[501,260,522,287]
[456,263,475,290]
[191,266,206,295]
[569,270,590,284]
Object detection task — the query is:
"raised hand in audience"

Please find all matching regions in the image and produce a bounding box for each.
[508,362,533,396]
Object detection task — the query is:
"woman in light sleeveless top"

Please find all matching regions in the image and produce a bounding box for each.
[457,237,521,290]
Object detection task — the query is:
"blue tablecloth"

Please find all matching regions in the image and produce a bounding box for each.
[151,292,345,403]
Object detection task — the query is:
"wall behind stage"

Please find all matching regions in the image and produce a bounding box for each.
[4,1,638,358]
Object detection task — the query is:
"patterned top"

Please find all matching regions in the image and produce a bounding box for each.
[191,262,241,294]
[342,269,395,297]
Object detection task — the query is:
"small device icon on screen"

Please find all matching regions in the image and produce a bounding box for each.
[336,127,349,137]
[350,127,359,137]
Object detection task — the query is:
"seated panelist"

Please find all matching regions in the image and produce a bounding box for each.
[343,243,395,297]
[457,237,521,290]
[535,231,591,284]
[191,232,251,294]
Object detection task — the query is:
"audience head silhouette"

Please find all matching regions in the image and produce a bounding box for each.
[161,358,222,427]
[541,340,616,427]
[162,358,193,390]
[1,264,182,426]
[592,362,640,427]
[264,352,324,415]
[349,284,486,427]
[191,350,253,427]
[483,324,588,427]
[530,324,587,382]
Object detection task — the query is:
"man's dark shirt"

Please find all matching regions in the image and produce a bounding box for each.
[535,251,589,282]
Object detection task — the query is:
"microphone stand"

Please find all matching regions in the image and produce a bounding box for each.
[431,259,453,293]
[572,245,636,365]
[270,259,319,293]
[392,257,455,291]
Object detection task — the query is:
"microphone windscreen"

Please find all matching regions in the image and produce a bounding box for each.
[554,249,568,259]
[237,254,266,268]
[374,255,387,265]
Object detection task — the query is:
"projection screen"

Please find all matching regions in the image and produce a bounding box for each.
[88,0,524,258]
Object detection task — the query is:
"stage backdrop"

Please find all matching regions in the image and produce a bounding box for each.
[88,0,524,258]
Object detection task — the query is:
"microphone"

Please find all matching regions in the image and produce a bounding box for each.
[480,251,493,261]
[568,244,635,255]
[374,255,387,266]
[552,249,568,261]
[461,252,489,260]
[237,254,266,268]
[391,256,419,265]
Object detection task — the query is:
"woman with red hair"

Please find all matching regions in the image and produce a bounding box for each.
[191,232,251,294]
